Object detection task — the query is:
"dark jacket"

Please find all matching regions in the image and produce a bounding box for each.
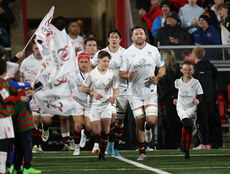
[158,63,181,99]
[193,59,218,100]
[154,24,193,46]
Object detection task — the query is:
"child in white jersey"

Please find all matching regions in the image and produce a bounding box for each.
[173,61,203,159]
[82,50,119,160]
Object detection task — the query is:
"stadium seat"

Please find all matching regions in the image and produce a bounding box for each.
[218,92,227,124]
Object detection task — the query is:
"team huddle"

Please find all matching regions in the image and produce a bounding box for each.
[0,25,205,174]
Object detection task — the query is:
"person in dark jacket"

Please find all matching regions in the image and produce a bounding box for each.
[192,14,222,60]
[154,12,193,46]
[192,47,218,150]
[158,49,182,149]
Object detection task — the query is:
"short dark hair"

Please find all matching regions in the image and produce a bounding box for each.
[181,50,191,59]
[68,18,80,27]
[84,37,98,46]
[98,50,111,60]
[182,61,194,68]
[107,29,122,39]
[131,26,145,34]
[0,58,7,75]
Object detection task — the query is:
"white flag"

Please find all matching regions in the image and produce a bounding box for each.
[6,62,19,78]
[220,25,230,54]
[31,74,78,116]
[48,29,77,82]
[35,6,55,42]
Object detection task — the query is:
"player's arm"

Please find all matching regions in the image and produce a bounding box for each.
[8,80,31,90]
[154,65,166,85]
[119,70,137,80]
[81,85,102,100]
[108,88,119,104]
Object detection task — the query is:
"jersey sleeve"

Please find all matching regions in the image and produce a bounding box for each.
[119,52,129,72]
[112,75,119,89]
[83,73,92,87]
[155,48,164,68]
[174,79,179,89]
[19,59,26,73]
[196,80,204,95]
[91,51,99,67]
[8,80,31,90]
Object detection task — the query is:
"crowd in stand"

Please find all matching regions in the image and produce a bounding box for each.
[0,0,229,174]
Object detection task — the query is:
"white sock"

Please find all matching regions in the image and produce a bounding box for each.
[62,132,70,138]
[0,151,7,174]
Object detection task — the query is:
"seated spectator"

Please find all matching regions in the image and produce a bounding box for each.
[203,2,220,30]
[154,12,193,46]
[0,0,15,36]
[217,3,230,32]
[192,15,221,45]
[211,0,224,22]
[138,0,162,32]
[192,15,221,60]
[0,25,10,47]
[151,0,172,38]
[136,0,151,13]
[179,0,204,34]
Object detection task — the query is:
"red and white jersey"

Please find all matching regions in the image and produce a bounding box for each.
[175,77,203,111]
[120,43,164,97]
[20,54,43,83]
[83,67,118,107]
[92,46,127,95]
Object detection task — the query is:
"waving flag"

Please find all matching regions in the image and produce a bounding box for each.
[35,6,55,42]
[221,25,230,54]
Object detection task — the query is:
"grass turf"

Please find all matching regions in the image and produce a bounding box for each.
[32,149,230,174]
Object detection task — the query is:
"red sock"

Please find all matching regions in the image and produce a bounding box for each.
[186,132,192,150]
[182,127,188,141]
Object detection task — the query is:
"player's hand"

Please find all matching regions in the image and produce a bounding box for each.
[75,47,82,54]
[25,90,34,97]
[20,96,29,102]
[193,98,199,105]
[108,96,116,104]
[15,50,25,59]
[93,92,102,100]
[173,99,177,105]
[129,70,137,79]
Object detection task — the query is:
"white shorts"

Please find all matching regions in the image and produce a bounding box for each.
[116,95,129,119]
[89,104,113,122]
[129,94,158,110]
[71,101,90,117]
[0,117,14,140]
[177,105,197,121]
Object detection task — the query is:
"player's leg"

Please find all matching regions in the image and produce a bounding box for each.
[72,115,84,155]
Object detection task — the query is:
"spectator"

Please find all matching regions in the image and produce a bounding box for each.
[179,0,204,34]
[217,3,230,31]
[158,49,182,149]
[0,25,10,47]
[138,0,162,32]
[192,14,221,60]
[136,0,151,12]
[192,47,215,150]
[181,49,195,64]
[0,0,15,36]
[211,0,224,22]
[154,12,193,46]
[151,0,172,38]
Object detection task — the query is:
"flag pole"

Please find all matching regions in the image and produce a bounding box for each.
[23,32,36,52]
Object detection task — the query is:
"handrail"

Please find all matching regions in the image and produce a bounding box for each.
[158,45,230,49]
[4,47,12,51]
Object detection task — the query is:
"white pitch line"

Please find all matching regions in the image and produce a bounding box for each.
[115,156,171,174]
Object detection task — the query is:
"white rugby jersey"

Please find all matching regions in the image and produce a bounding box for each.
[120,43,164,97]
[20,54,43,82]
[175,77,203,110]
[68,35,83,51]
[83,67,118,107]
[70,68,89,103]
[92,46,128,95]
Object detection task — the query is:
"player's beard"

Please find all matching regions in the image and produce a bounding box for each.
[135,39,145,46]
